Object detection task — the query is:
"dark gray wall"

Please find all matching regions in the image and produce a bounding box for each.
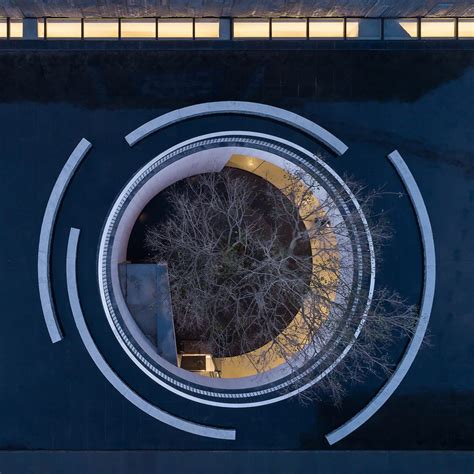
[1,0,474,18]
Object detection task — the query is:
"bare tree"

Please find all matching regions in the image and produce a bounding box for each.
[145,167,418,402]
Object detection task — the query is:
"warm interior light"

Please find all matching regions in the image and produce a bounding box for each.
[46,18,82,38]
[420,18,455,37]
[195,19,220,38]
[346,20,359,37]
[398,19,418,37]
[37,19,44,38]
[383,19,418,39]
[233,19,270,38]
[83,19,119,38]
[0,19,6,38]
[210,155,339,378]
[346,18,381,38]
[158,19,193,38]
[309,19,344,38]
[10,19,23,38]
[121,19,156,38]
[272,19,306,38]
[459,18,474,38]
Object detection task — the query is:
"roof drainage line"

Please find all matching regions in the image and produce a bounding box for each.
[38,138,92,344]
[66,228,236,441]
[325,150,436,445]
[125,101,348,156]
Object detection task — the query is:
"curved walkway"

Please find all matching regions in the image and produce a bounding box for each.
[325,150,436,445]
[38,138,92,343]
[125,101,348,156]
[98,131,373,407]
[66,227,236,440]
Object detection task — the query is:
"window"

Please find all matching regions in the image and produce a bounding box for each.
[272,19,306,38]
[46,18,82,38]
[158,19,193,38]
[420,18,455,38]
[10,19,23,38]
[309,19,344,39]
[233,19,270,38]
[2,15,473,42]
[37,19,44,38]
[83,19,119,38]
[384,18,418,39]
[458,18,474,38]
[121,19,156,38]
[0,18,6,38]
[195,19,220,38]
[346,18,381,39]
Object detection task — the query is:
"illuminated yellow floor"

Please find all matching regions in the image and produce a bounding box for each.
[208,154,340,378]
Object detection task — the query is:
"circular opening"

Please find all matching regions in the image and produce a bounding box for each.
[98,133,374,404]
[127,167,313,360]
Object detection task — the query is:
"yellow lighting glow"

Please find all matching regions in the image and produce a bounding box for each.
[0,19,6,38]
[346,20,360,37]
[121,19,156,38]
[158,19,193,38]
[37,19,44,38]
[83,19,119,38]
[459,19,474,38]
[216,155,339,379]
[384,19,418,39]
[46,18,82,38]
[10,19,23,38]
[420,18,455,38]
[272,19,307,38]
[233,19,270,38]
[309,19,344,38]
[399,19,419,37]
[346,18,381,39]
[195,19,220,38]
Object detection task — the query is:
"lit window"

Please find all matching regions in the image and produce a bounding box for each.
[37,19,45,38]
[158,19,193,38]
[233,19,270,38]
[121,19,156,38]
[346,18,381,39]
[195,19,220,38]
[10,19,23,38]
[272,19,306,38]
[309,19,344,38]
[46,18,82,38]
[420,18,455,38]
[458,18,474,38]
[384,18,418,39]
[83,19,119,38]
[0,18,6,38]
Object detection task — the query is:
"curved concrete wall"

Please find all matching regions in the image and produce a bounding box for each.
[98,131,374,407]
[125,101,348,156]
[108,142,350,391]
[38,137,91,343]
[325,150,435,445]
[67,227,236,440]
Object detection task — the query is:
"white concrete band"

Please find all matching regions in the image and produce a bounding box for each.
[125,101,349,156]
[98,131,374,407]
[66,227,236,440]
[107,143,351,390]
[38,138,92,343]
[325,149,436,445]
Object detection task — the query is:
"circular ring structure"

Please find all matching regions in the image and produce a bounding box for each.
[98,131,375,407]
[37,102,433,441]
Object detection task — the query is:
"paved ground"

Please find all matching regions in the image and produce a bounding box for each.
[0,47,473,470]
[0,450,473,474]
